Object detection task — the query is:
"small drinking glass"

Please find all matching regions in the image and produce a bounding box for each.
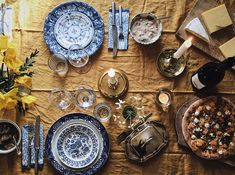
[67,44,92,74]
[48,53,68,77]
[155,88,173,112]
[49,88,75,111]
[74,85,96,109]
[93,103,112,122]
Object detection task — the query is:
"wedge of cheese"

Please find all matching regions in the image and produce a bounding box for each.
[201,4,232,34]
[185,17,209,43]
[219,37,235,58]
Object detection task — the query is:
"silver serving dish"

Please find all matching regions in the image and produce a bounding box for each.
[118,114,168,163]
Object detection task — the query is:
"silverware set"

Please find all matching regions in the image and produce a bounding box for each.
[112,2,124,58]
[25,115,41,175]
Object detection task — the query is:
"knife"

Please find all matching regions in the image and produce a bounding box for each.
[34,115,40,175]
[112,2,118,58]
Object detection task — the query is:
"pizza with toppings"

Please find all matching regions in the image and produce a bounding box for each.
[182,96,235,159]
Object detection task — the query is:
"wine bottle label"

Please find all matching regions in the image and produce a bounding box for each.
[192,73,205,90]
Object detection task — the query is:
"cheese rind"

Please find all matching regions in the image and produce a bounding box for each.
[219,37,235,58]
[201,4,232,34]
[185,17,209,42]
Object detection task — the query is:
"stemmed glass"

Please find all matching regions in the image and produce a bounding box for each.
[67,44,92,74]
[74,85,96,109]
[49,88,75,111]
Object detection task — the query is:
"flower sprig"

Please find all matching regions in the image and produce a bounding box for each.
[0,35,38,113]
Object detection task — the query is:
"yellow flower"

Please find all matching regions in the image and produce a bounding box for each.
[4,47,23,73]
[0,53,3,63]
[0,88,18,110]
[0,93,6,110]
[15,75,32,88]
[21,95,37,109]
[5,97,17,109]
[0,35,9,52]
[5,88,18,98]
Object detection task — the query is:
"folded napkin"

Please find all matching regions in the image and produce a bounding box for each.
[108,9,129,50]
[0,5,13,39]
[21,124,44,171]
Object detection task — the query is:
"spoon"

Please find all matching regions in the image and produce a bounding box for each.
[13,136,21,156]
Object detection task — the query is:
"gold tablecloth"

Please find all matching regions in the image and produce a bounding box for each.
[1,0,235,174]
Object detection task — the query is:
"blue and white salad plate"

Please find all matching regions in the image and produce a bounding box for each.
[44,1,104,59]
[45,113,110,175]
[56,124,100,169]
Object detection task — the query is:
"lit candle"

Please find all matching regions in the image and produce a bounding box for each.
[158,93,169,104]
[173,38,192,59]
[108,68,117,85]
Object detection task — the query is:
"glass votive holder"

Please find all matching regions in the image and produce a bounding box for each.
[93,103,112,122]
[48,53,68,77]
[49,88,75,111]
[155,88,173,112]
[74,85,96,109]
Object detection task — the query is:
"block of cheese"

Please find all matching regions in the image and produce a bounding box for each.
[201,4,232,34]
[185,17,209,42]
[219,37,235,58]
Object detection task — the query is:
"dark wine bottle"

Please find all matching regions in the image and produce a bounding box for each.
[191,57,235,91]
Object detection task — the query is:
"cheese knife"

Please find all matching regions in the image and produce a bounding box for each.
[112,2,118,58]
[34,115,40,175]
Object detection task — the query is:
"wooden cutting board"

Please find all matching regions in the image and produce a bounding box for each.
[175,98,235,167]
[176,0,235,62]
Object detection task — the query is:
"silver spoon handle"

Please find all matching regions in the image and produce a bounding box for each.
[13,136,21,156]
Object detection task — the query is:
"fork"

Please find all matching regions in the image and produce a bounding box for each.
[118,6,124,49]
[27,124,35,169]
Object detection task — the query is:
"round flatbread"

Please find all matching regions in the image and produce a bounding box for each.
[182,96,235,159]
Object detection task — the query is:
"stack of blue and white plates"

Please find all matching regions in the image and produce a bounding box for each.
[45,113,109,175]
[44,1,104,59]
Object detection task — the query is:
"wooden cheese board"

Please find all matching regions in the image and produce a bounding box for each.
[175,97,235,167]
[176,0,235,63]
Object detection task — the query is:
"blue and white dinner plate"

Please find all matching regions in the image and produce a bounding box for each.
[45,113,110,175]
[44,1,104,59]
[56,124,100,169]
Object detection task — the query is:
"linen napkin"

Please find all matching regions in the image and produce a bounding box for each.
[108,9,129,50]
[0,5,13,39]
[21,124,44,171]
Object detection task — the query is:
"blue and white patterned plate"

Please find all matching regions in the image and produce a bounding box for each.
[44,1,104,59]
[45,113,109,175]
[56,124,99,169]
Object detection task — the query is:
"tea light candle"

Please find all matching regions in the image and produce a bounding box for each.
[173,38,192,59]
[108,68,117,85]
[158,93,170,104]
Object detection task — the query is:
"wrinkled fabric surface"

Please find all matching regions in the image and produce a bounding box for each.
[0,0,235,174]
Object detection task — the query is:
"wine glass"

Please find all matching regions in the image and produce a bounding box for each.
[49,88,75,111]
[67,44,92,74]
[74,85,96,109]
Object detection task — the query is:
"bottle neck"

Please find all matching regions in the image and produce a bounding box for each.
[219,57,235,70]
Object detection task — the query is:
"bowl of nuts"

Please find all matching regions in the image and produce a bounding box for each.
[130,13,163,45]
[0,119,21,154]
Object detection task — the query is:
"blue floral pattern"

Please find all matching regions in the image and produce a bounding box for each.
[45,113,110,175]
[44,1,104,59]
[57,124,99,169]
